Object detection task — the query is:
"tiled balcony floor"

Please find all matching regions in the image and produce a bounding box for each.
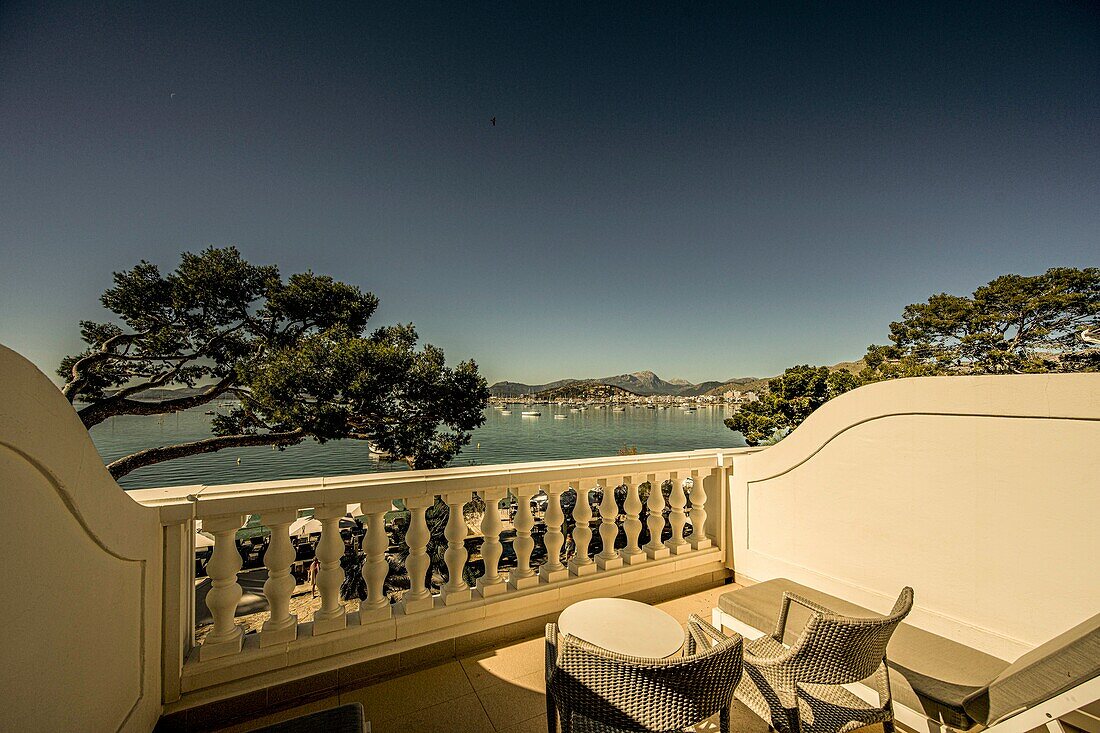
[215,583,785,733]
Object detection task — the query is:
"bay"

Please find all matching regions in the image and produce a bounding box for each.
[91,403,748,490]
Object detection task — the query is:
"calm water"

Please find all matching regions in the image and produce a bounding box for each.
[92,403,748,489]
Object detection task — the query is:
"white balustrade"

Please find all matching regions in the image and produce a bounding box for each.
[665,472,690,555]
[138,447,735,694]
[400,498,434,614]
[568,480,596,576]
[596,478,622,570]
[644,473,671,559]
[360,503,392,623]
[312,504,348,634]
[688,469,711,549]
[440,493,472,605]
[475,489,507,598]
[260,509,298,647]
[200,514,245,660]
[509,486,539,589]
[539,482,570,582]
[620,475,646,565]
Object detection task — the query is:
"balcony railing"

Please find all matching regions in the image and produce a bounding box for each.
[130,447,748,703]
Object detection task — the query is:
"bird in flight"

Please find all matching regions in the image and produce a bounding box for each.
[490,116,496,126]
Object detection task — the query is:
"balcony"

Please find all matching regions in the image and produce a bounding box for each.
[134,447,742,720]
[1,344,1098,733]
[188,584,752,733]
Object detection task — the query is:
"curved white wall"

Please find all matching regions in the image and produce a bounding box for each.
[0,345,163,732]
[728,374,1100,661]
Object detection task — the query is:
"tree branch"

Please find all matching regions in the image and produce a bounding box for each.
[106,428,306,479]
[77,374,237,429]
[111,349,205,400]
[61,333,138,402]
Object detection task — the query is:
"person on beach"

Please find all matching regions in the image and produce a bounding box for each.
[308,557,320,598]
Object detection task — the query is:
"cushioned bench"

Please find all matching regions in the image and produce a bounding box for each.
[715,579,1100,733]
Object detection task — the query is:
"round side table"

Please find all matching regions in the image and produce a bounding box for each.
[557,597,685,658]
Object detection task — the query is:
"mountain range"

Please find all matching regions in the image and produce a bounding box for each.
[490,370,737,398]
[489,362,864,398]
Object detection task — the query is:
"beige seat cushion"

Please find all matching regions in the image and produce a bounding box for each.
[718,579,1009,731]
[964,611,1100,726]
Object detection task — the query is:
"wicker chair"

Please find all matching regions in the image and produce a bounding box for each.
[545,614,744,733]
[736,587,914,733]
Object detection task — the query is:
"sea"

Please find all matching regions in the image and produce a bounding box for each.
[91,403,748,490]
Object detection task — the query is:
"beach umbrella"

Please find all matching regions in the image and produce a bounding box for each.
[289,515,359,539]
[289,517,322,538]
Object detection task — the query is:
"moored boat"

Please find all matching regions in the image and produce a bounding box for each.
[368,442,393,458]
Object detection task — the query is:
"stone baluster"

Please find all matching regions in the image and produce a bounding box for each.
[568,479,596,576]
[360,502,393,623]
[688,469,712,549]
[400,498,435,614]
[665,472,690,555]
[596,478,623,570]
[644,473,671,560]
[621,475,646,565]
[312,504,348,634]
[539,482,569,583]
[260,510,298,647]
[475,489,507,598]
[509,486,539,589]
[200,514,245,660]
[440,493,472,605]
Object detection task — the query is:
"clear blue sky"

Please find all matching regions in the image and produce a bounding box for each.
[1,2,1097,385]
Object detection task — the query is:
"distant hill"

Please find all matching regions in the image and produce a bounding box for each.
[491,362,865,399]
[488,379,580,397]
[597,371,690,395]
[105,386,211,401]
[830,360,865,375]
[701,377,770,397]
[534,383,638,400]
[702,361,865,396]
[490,371,728,398]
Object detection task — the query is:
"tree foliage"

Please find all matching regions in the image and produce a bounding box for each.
[726,268,1098,447]
[860,267,1099,380]
[60,247,489,478]
[725,365,860,446]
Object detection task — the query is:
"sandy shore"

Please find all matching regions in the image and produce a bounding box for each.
[194,580,362,645]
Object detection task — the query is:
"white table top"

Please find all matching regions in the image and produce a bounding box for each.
[557,598,685,658]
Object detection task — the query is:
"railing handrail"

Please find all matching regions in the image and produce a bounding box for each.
[129,446,757,523]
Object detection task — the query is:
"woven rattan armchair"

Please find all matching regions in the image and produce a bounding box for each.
[545,614,743,733]
[736,587,914,733]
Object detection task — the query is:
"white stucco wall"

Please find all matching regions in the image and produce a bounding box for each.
[0,345,163,732]
[728,374,1100,661]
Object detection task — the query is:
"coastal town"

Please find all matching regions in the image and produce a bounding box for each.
[488,378,761,410]
[488,389,758,410]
